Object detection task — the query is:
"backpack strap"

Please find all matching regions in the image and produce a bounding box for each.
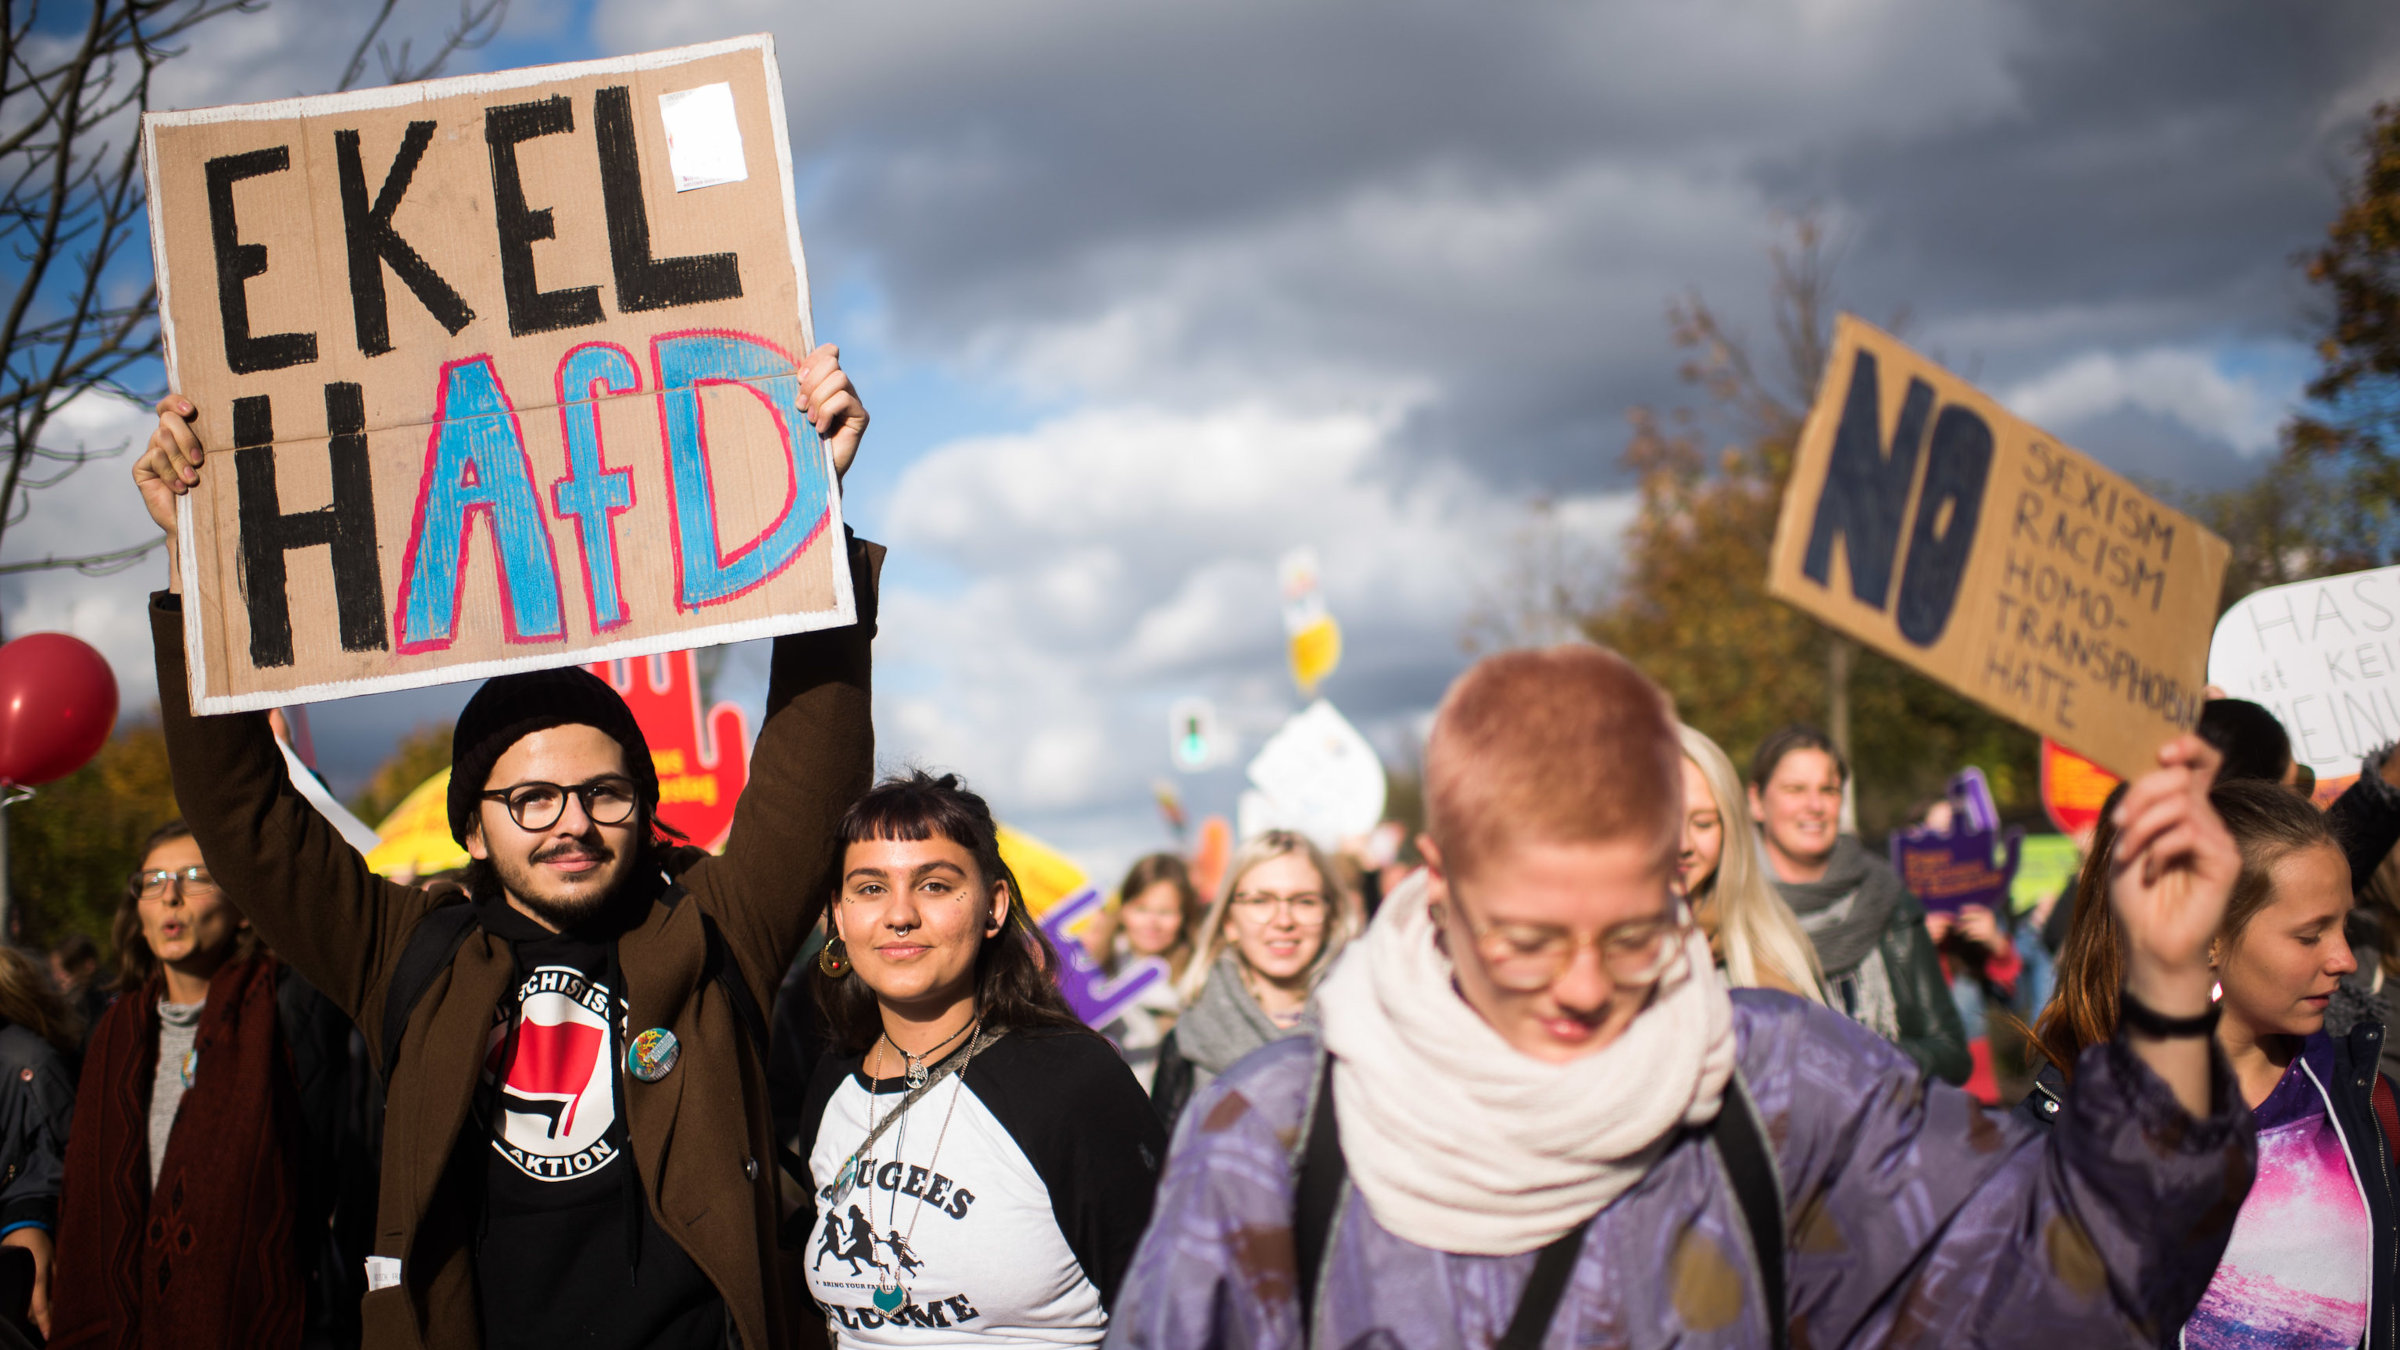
[1708,1069,1788,1350]
[1292,1051,1345,1332]
[377,902,480,1085]
[1294,1054,1788,1350]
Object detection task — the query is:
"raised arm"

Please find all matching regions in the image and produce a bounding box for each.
[1767,734,2251,1344]
[685,346,878,996]
[137,398,433,1021]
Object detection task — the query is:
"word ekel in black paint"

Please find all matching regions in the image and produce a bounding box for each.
[201,86,744,669]
[1800,349,1993,649]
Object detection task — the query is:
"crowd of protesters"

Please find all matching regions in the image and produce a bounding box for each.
[0,355,2375,1348]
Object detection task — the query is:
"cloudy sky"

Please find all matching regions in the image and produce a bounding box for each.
[9,0,2396,879]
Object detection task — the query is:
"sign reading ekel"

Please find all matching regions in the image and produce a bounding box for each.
[143,36,850,713]
[1767,316,2227,779]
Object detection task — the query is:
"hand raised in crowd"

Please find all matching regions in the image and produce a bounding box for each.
[799,343,868,481]
[2107,733,2237,1115]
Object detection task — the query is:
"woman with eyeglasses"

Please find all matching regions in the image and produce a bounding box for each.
[53,820,360,1349]
[1148,831,1360,1128]
[1114,646,2261,1350]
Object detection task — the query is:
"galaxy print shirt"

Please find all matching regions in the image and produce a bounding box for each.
[2185,1032,2371,1350]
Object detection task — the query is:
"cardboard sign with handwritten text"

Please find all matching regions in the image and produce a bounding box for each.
[143,36,849,712]
[1767,317,2227,779]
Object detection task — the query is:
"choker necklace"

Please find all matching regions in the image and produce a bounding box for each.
[880,1016,975,1089]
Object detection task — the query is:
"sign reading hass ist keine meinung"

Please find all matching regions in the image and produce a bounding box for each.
[1766,316,2228,780]
[142,36,851,713]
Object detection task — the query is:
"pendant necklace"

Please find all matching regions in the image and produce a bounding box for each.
[881,1015,975,1089]
[868,1024,983,1314]
[827,1018,977,1207]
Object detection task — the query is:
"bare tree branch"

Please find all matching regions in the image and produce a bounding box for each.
[0,0,507,588]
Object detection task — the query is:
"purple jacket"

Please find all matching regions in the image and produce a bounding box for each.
[1107,991,2253,1349]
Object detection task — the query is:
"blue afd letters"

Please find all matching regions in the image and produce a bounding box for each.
[395,357,567,651]
[655,332,830,610]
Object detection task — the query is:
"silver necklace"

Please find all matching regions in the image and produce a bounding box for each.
[880,1015,975,1089]
[868,1025,982,1313]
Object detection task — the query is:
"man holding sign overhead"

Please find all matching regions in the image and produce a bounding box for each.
[130,37,875,1350]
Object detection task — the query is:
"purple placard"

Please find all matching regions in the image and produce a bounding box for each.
[1889,767,2023,915]
[1036,887,1167,1028]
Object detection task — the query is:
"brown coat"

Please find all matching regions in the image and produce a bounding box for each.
[149,536,880,1350]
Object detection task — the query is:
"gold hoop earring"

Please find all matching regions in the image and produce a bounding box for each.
[818,937,851,978]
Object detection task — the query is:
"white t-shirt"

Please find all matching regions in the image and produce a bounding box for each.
[806,1070,1106,1346]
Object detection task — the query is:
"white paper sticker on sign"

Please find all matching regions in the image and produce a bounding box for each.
[658,82,747,191]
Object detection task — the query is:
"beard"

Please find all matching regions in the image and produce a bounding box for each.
[485,833,639,930]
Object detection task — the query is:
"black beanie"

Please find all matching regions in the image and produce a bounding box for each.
[448,666,659,844]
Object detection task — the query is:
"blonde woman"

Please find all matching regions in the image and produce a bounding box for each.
[1150,830,1359,1127]
[1679,724,1827,1001]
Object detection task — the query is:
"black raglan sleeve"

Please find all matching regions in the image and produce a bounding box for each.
[964,1029,1168,1311]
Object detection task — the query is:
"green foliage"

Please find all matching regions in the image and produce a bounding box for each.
[8,720,179,959]
[347,722,453,829]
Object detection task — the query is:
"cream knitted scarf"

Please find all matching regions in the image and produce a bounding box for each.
[1315,872,1736,1256]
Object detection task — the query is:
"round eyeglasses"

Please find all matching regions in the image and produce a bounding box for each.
[1445,888,1693,993]
[1228,890,1329,925]
[130,865,218,901]
[479,778,641,832]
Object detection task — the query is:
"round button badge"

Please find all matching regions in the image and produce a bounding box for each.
[627,1027,680,1082]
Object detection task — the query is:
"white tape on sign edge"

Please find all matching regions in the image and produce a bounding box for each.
[659,82,747,191]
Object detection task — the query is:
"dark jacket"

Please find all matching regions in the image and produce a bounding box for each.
[1876,888,1973,1084]
[148,535,879,1350]
[0,1024,72,1237]
[2019,1020,2399,1350]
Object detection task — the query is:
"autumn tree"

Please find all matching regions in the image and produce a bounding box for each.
[2198,101,2400,606]
[6,720,177,959]
[348,721,453,829]
[1569,220,2038,834]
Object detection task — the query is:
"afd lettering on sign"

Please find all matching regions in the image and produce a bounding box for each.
[1768,316,2227,779]
[143,36,852,712]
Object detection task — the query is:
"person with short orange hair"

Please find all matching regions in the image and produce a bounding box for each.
[1109,643,2262,1349]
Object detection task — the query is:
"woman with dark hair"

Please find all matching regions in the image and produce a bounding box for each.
[0,944,80,1340]
[799,772,1165,1345]
[52,820,358,1350]
[1080,854,1201,1089]
[2023,779,2400,1349]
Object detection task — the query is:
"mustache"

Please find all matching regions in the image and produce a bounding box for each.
[531,838,614,865]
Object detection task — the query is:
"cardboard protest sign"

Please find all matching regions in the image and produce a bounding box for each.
[143,36,850,712]
[1767,316,2227,779]
[2208,564,2400,781]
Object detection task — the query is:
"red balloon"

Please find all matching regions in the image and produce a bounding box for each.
[0,633,118,786]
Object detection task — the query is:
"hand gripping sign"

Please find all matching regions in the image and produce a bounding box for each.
[1766,316,2227,779]
[142,36,852,712]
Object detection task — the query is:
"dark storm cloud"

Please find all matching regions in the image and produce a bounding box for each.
[1813,0,2400,365]
[604,0,2400,492]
